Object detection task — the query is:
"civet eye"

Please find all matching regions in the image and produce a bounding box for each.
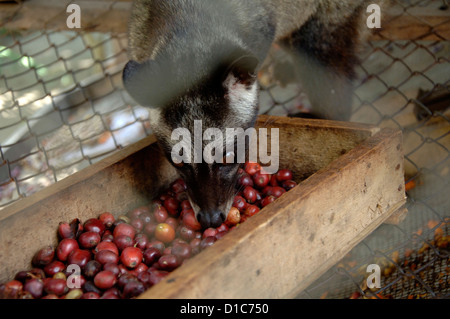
[223,151,235,164]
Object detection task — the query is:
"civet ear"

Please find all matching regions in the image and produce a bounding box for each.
[122,58,183,108]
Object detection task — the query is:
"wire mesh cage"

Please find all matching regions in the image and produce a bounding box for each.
[0,0,448,299]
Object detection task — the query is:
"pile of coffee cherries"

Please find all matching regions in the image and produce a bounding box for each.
[0,162,296,299]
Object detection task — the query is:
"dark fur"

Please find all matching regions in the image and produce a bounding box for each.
[122,0,384,228]
[280,3,367,120]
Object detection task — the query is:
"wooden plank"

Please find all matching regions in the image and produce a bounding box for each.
[0,0,448,41]
[371,6,450,41]
[0,134,179,283]
[0,116,405,298]
[0,115,373,282]
[0,0,132,33]
[256,115,380,180]
[138,127,406,298]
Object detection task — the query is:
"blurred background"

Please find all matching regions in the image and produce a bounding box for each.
[0,0,448,298]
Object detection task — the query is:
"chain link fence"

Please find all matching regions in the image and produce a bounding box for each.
[0,0,448,298]
[298,0,450,299]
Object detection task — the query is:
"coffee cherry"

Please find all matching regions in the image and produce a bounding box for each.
[146,269,169,286]
[225,207,240,226]
[83,280,101,295]
[122,280,146,299]
[261,186,274,196]
[171,178,187,193]
[182,210,201,231]
[134,233,149,251]
[113,223,136,240]
[130,218,144,232]
[101,287,121,299]
[57,238,79,262]
[83,260,102,279]
[53,272,66,280]
[114,235,135,252]
[153,205,169,224]
[269,175,279,186]
[128,206,149,220]
[216,223,229,233]
[65,288,83,299]
[276,169,293,182]
[2,280,23,299]
[180,200,192,210]
[98,212,115,228]
[83,218,106,236]
[44,260,66,277]
[165,217,178,230]
[81,292,100,299]
[261,195,277,207]
[154,223,176,243]
[58,222,75,240]
[102,231,114,243]
[94,241,119,256]
[93,270,117,290]
[95,250,119,266]
[144,222,157,236]
[233,195,247,212]
[143,247,162,267]
[139,211,154,224]
[120,247,143,269]
[78,231,101,249]
[178,225,196,241]
[237,174,254,187]
[24,278,44,299]
[44,278,68,296]
[171,242,192,260]
[32,246,55,267]
[157,254,180,271]
[271,186,286,198]
[282,179,297,190]
[244,162,261,175]
[67,249,91,269]
[164,197,180,216]
[103,263,121,277]
[253,171,270,188]
[202,228,218,239]
[245,205,260,217]
[243,186,257,203]
[146,240,165,254]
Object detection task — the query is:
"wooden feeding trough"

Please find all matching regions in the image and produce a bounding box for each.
[0,115,406,298]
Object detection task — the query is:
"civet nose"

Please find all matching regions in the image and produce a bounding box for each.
[196,210,226,229]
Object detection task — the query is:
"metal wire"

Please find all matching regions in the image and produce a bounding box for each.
[0,0,448,298]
